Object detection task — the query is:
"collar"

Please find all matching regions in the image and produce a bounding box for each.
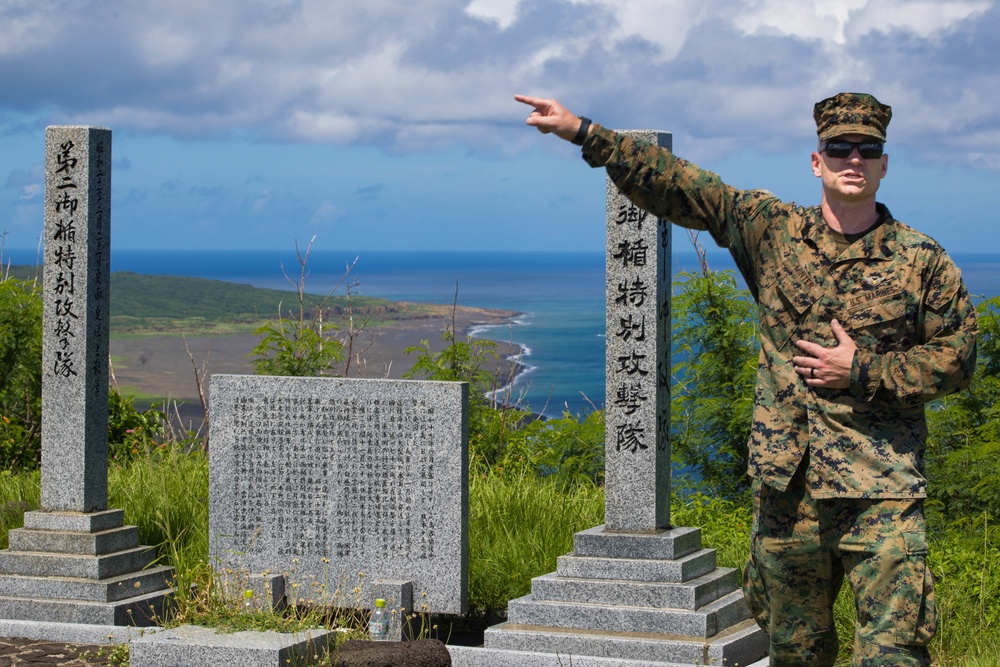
[838,203,896,262]
[803,203,896,262]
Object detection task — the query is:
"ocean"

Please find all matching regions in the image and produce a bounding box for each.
[6,247,1000,418]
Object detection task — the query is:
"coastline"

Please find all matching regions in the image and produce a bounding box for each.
[109,303,530,425]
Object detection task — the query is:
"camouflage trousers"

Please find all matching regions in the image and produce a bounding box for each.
[742,470,936,666]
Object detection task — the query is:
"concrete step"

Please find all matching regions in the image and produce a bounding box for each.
[0,545,156,579]
[23,510,125,533]
[482,618,767,667]
[0,587,171,626]
[0,565,174,602]
[7,525,139,555]
[506,589,752,638]
[0,619,156,645]
[130,625,333,667]
[556,548,718,583]
[573,526,702,560]
[529,567,740,611]
[449,645,692,667]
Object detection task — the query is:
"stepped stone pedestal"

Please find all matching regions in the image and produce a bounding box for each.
[0,509,172,626]
[448,526,766,667]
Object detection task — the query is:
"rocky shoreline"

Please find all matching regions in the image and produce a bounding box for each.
[109,303,527,426]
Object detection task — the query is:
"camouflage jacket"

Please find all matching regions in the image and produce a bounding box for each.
[582,124,978,498]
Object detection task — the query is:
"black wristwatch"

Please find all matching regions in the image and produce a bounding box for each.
[572,116,592,146]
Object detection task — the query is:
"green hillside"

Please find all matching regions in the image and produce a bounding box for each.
[3,265,426,335]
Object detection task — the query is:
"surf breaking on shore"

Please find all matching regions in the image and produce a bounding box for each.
[109,304,531,427]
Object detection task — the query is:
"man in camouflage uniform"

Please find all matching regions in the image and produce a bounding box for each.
[514,92,978,666]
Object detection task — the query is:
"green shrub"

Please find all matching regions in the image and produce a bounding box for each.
[249,318,344,377]
[108,390,168,461]
[927,297,1000,525]
[0,277,42,470]
[670,268,757,498]
[498,410,606,486]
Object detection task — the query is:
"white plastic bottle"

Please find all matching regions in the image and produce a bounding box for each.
[369,598,389,641]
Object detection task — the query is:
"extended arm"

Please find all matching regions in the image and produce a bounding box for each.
[514,93,763,298]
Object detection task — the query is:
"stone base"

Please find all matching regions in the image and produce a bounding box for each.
[463,525,767,667]
[449,643,769,667]
[0,619,160,645]
[370,578,413,642]
[129,625,334,667]
[0,510,174,627]
[484,620,766,666]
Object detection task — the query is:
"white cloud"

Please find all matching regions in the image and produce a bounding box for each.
[465,0,522,29]
[251,188,271,214]
[310,200,346,223]
[0,0,998,168]
[18,183,40,201]
[848,0,991,39]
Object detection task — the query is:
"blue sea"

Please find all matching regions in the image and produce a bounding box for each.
[6,247,1000,418]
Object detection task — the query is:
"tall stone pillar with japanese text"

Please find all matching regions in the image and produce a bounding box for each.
[40,126,111,513]
[0,127,173,633]
[604,130,672,532]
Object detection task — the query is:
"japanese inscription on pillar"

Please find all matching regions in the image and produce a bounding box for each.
[208,375,469,615]
[604,130,672,532]
[41,126,112,513]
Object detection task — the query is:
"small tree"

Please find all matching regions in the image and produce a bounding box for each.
[248,238,346,377]
[403,286,543,469]
[249,318,344,377]
[670,233,758,497]
[926,296,1000,525]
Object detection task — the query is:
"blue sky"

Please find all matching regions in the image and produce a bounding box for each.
[1,0,998,255]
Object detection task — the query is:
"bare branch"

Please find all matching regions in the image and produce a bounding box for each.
[183,334,212,442]
[686,229,711,276]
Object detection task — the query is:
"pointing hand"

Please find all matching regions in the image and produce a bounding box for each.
[514,94,587,143]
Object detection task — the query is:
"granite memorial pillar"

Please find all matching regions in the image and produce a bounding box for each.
[604,130,672,532]
[0,127,173,633]
[41,126,111,513]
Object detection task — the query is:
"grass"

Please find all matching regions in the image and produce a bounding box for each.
[1,453,998,665]
[0,468,39,549]
[468,469,604,610]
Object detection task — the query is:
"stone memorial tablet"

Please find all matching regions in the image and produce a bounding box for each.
[208,375,469,615]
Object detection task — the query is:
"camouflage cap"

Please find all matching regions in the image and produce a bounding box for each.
[813,92,892,142]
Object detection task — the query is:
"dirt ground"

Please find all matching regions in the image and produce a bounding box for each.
[0,636,119,666]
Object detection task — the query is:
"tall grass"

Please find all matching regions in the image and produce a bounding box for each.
[108,446,210,595]
[468,470,604,610]
[0,468,39,548]
[670,492,751,569]
[929,514,1000,664]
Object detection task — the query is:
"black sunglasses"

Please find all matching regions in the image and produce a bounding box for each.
[821,140,884,160]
